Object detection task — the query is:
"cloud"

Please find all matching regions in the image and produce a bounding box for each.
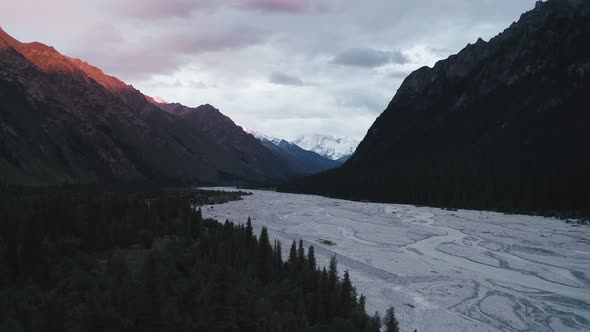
[162,25,268,54]
[70,23,268,80]
[389,70,410,79]
[187,80,209,89]
[237,0,310,13]
[106,0,315,20]
[0,0,540,140]
[109,0,203,19]
[337,95,384,113]
[429,47,454,56]
[269,71,306,86]
[331,48,410,68]
[72,22,123,46]
[144,79,208,89]
[73,48,181,80]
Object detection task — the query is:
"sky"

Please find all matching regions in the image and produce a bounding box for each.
[0,0,538,141]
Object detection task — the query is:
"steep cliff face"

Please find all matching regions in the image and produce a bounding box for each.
[280,0,590,214]
[0,28,290,186]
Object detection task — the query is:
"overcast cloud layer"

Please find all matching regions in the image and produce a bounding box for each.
[0,0,538,140]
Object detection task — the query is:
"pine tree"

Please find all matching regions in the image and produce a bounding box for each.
[259,227,271,252]
[341,269,355,315]
[369,312,382,332]
[246,217,253,238]
[273,239,283,267]
[258,227,273,282]
[297,239,305,269]
[319,267,330,319]
[384,306,399,332]
[288,240,298,271]
[307,246,317,272]
[358,295,366,311]
[328,255,338,286]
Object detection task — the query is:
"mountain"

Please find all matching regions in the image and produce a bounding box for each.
[246,130,341,176]
[280,0,590,215]
[0,28,290,186]
[293,135,359,161]
[149,96,168,104]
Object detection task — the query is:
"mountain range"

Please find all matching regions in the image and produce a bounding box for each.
[247,130,341,176]
[280,0,590,215]
[0,27,293,186]
[293,135,358,161]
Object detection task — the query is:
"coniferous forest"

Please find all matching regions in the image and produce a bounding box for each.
[0,186,399,332]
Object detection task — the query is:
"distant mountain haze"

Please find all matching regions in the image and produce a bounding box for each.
[0,27,293,186]
[280,0,590,215]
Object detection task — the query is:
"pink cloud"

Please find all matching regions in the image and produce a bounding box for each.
[68,23,269,81]
[104,0,215,19]
[105,0,319,19]
[237,0,310,13]
[71,23,124,46]
[162,25,268,54]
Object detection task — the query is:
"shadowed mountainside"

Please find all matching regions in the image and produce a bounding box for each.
[280,0,590,216]
[0,28,291,186]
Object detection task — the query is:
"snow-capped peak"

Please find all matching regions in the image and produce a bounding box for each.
[244,129,284,145]
[293,135,359,160]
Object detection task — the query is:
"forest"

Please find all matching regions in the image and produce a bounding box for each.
[0,186,401,332]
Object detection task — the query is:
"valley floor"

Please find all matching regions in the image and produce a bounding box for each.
[203,189,590,332]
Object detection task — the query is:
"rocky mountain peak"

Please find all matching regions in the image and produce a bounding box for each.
[0,27,21,48]
[0,29,292,186]
[391,0,590,112]
[294,135,359,161]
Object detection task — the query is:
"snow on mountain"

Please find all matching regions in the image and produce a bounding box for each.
[244,129,284,146]
[293,135,359,161]
[244,129,341,175]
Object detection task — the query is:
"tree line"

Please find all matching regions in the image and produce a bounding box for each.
[0,187,403,331]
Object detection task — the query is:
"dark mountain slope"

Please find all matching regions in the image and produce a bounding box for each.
[155,102,290,183]
[0,30,146,184]
[0,28,290,185]
[280,0,590,215]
